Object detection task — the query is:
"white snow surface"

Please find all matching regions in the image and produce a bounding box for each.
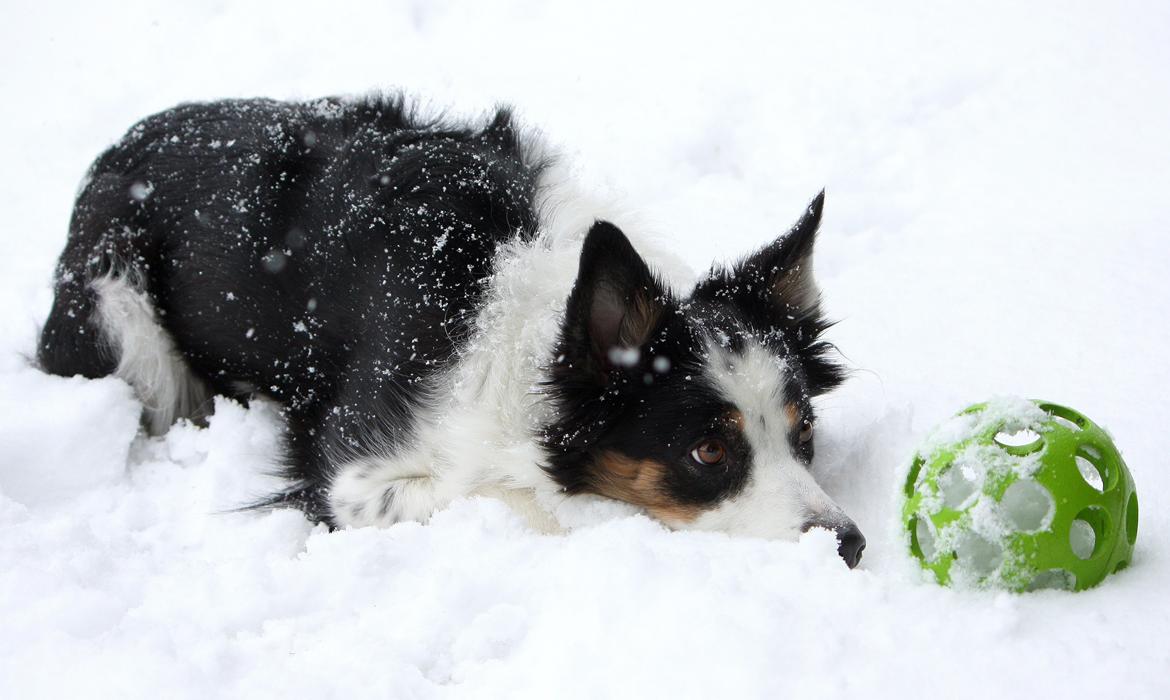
[2,1,1170,697]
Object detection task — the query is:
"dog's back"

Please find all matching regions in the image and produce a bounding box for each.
[40,96,545,517]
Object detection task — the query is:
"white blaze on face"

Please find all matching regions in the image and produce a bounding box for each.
[681,339,849,540]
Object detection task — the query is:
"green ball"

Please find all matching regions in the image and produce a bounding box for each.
[903,398,1138,592]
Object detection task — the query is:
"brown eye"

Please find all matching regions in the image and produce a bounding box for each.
[690,440,727,466]
[799,419,814,444]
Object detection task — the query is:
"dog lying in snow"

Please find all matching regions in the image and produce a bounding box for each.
[39,95,865,567]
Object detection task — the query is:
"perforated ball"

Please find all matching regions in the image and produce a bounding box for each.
[902,398,1138,591]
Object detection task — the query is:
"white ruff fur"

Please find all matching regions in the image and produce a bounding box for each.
[682,341,849,539]
[327,160,694,531]
[92,274,209,435]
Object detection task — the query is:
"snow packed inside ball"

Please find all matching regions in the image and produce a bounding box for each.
[902,397,1138,592]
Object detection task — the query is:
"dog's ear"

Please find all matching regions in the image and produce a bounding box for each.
[560,221,667,380]
[694,190,824,321]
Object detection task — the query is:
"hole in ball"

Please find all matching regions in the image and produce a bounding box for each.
[1075,455,1104,493]
[1075,445,1117,492]
[938,463,978,510]
[1001,479,1054,532]
[994,428,1043,455]
[1070,506,1110,560]
[1069,520,1095,560]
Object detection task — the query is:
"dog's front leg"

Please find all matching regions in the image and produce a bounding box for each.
[326,447,459,527]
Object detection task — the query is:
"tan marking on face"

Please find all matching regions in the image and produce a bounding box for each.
[784,402,799,429]
[725,409,746,431]
[591,450,701,524]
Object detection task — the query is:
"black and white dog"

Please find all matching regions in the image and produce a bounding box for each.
[39,95,864,567]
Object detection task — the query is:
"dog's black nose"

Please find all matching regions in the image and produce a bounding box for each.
[835,523,866,569]
[801,519,867,569]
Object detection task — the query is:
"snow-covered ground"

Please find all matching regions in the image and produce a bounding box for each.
[2,1,1169,697]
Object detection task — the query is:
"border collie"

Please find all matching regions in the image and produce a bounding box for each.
[38,95,864,567]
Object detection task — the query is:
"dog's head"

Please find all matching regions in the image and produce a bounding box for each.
[543,192,864,567]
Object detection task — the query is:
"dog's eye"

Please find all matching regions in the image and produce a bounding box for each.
[799,419,814,444]
[690,440,727,466]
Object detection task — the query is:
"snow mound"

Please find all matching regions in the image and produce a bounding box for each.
[0,368,140,504]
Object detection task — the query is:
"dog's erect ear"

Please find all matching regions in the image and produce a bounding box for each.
[561,221,667,379]
[694,190,825,320]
